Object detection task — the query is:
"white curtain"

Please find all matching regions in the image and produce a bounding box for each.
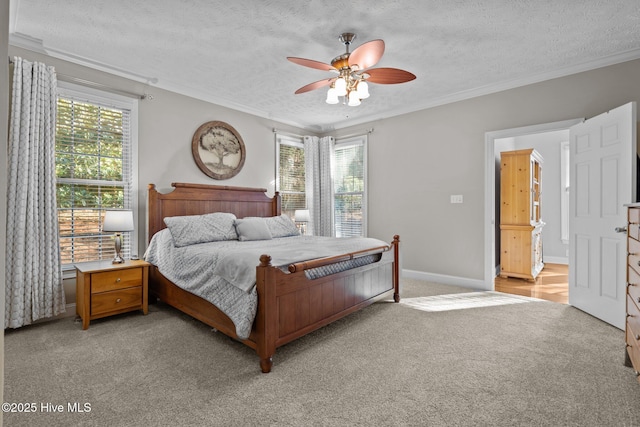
[304,135,334,236]
[6,57,65,328]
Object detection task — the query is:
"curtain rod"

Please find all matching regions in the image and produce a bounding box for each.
[331,128,374,140]
[272,128,374,140]
[57,74,148,100]
[9,57,150,100]
[272,128,306,139]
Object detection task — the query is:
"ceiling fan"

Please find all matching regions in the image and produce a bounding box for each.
[287,32,416,106]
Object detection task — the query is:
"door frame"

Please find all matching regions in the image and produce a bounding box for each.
[484,118,584,289]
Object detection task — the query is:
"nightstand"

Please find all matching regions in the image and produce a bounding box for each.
[76,260,149,330]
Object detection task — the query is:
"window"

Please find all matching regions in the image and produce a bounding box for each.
[333,136,367,237]
[56,83,138,269]
[275,135,306,219]
[275,133,368,237]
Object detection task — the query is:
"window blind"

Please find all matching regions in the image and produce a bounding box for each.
[276,136,306,218]
[56,92,133,267]
[333,138,366,237]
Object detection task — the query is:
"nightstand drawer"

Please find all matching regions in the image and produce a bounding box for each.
[91,287,142,316]
[91,268,142,293]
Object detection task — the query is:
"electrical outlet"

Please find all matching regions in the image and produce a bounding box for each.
[450,195,463,204]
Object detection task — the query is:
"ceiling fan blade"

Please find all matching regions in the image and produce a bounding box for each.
[287,57,336,72]
[294,78,334,94]
[365,68,416,84]
[348,39,385,70]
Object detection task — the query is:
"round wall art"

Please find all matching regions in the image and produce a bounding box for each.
[191,121,246,180]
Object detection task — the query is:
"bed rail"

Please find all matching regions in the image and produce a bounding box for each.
[287,244,392,273]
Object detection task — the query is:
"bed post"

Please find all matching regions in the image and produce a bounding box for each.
[148,184,161,243]
[273,191,282,216]
[255,255,277,373]
[393,235,400,303]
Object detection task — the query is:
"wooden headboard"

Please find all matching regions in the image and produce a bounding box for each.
[148,182,281,242]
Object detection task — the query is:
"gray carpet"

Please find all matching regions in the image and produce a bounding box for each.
[4,279,640,426]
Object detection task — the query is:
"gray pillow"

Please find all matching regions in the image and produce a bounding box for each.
[265,214,300,238]
[164,212,238,247]
[235,217,273,241]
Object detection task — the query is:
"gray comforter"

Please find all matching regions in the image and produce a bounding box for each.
[144,229,388,339]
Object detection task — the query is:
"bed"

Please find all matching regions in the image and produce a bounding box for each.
[146,182,400,373]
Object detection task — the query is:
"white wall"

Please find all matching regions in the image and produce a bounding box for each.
[334,59,640,286]
[137,87,303,245]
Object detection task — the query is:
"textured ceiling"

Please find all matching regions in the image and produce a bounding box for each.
[9,0,640,132]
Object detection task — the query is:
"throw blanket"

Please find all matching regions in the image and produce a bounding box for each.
[144,230,388,339]
[212,236,388,292]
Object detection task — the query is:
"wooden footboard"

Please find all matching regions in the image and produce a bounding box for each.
[255,235,400,372]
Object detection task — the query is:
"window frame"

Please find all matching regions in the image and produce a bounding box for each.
[333,135,368,237]
[275,134,306,219]
[56,82,139,276]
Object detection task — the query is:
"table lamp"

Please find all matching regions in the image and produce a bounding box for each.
[103,209,135,264]
[294,209,310,235]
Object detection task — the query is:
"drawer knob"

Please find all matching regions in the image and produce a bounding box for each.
[116,298,121,303]
[116,278,121,283]
[636,371,640,377]
[636,335,640,341]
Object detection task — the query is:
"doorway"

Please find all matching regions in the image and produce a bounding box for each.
[484,119,583,301]
[494,263,568,303]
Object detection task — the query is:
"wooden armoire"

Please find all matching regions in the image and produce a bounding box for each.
[499,148,544,280]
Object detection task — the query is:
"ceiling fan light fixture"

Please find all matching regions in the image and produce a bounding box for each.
[326,87,339,104]
[289,32,415,107]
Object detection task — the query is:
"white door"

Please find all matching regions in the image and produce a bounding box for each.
[569,102,636,330]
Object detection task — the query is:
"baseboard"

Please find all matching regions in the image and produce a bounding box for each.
[43,303,77,322]
[60,303,77,319]
[402,269,490,291]
[543,256,568,265]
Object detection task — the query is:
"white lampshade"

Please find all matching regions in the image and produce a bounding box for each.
[356,80,369,99]
[348,91,361,106]
[326,87,339,104]
[103,210,135,232]
[334,77,347,96]
[294,209,310,222]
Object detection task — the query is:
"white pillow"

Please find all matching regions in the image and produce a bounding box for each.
[265,214,300,238]
[164,212,238,247]
[234,217,273,241]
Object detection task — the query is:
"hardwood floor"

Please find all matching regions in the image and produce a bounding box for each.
[494,263,568,304]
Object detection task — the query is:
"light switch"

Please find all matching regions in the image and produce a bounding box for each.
[450,195,463,204]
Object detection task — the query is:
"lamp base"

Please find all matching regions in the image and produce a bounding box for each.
[112,255,125,264]
[112,233,125,264]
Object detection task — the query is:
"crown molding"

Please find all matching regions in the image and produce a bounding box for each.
[9,32,157,84]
